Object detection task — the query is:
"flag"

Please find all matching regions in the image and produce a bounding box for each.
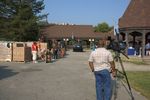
[114,25,119,36]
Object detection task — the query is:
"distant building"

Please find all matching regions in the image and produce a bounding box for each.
[41,24,114,48]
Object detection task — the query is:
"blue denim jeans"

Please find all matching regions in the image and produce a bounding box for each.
[94,69,111,100]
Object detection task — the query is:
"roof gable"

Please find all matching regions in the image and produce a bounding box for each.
[119,0,150,28]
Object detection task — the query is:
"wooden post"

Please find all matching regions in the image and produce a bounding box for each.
[11,43,13,62]
[125,32,129,55]
[142,30,146,58]
[123,33,126,41]
[133,35,136,47]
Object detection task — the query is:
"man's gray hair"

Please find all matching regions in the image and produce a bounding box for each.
[96,40,107,48]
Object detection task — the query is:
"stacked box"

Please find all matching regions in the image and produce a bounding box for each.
[40,42,47,50]
[12,42,32,62]
[0,42,12,62]
[0,41,47,62]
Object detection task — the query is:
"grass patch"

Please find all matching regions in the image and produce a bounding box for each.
[111,51,149,65]
[120,54,149,65]
[126,71,150,99]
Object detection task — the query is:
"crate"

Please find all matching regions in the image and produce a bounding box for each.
[0,42,12,62]
[40,42,47,50]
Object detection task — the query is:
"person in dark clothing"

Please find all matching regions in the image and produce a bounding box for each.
[134,42,140,55]
[53,47,58,59]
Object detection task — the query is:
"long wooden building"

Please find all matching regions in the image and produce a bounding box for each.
[41,24,115,48]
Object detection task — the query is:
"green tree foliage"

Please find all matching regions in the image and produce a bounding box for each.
[0,0,45,41]
[94,22,113,33]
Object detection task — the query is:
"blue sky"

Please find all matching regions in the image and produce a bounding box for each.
[42,0,130,26]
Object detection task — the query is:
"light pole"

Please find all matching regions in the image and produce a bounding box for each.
[89,38,95,50]
[71,33,75,45]
[63,38,69,50]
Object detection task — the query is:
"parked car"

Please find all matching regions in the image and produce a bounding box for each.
[73,43,83,52]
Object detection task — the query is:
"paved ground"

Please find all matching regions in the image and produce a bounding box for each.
[0,50,149,100]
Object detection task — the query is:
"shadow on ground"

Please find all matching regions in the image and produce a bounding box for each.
[0,66,19,80]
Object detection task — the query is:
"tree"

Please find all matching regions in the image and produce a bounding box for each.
[94,22,113,33]
[0,0,45,41]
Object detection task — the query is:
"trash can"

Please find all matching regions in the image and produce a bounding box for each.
[13,42,32,62]
[128,48,135,55]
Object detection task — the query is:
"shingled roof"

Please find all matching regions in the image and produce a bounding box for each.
[42,24,102,39]
[119,0,150,29]
[41,24,115,40]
